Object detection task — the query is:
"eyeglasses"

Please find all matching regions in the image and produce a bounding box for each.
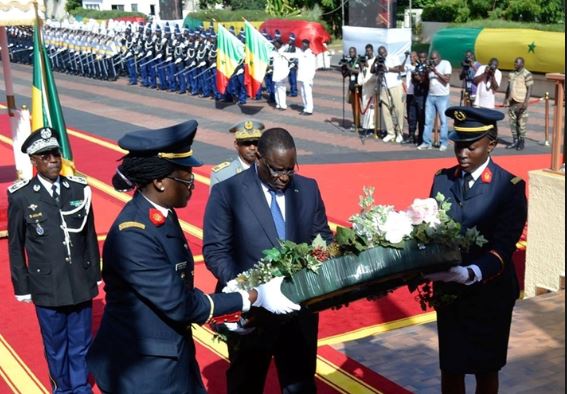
[35,150,62,161]
[237,140,258,147]
[262,157,297,177]
[167,174,195,189]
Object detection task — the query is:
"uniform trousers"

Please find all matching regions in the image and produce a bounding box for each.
[508,100,529,139]
[299,80,314,114]
[36,301,93,394]
[274,81,288,109]
[407,94,427,143]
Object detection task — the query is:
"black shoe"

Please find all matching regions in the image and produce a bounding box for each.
[401,136,416,145]
[506,139,519,149]
[516,138,525,151]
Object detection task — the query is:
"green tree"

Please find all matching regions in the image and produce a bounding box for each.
[65,0,82,12]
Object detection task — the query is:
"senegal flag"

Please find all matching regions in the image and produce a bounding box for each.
[216,24,244,95]
[244,20,274,98]
[31,17,75,176]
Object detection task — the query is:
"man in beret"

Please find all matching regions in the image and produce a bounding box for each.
[210,120,265,189]
[425,106,527,394]
[8,127,100,394]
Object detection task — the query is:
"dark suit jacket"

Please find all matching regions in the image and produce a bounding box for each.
[430,159,527,373]
[87,192,242,394]
[8,175,100,307]
[203,166,333,287]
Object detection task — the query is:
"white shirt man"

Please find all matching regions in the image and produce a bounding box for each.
[272,40,291,110]
[375,46,405,143]
[288,39,317,115]
[473,62,502,109]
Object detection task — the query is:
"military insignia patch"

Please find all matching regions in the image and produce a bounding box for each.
[481,168,493,183]
[119,221,146,231]
[28,204,38,211]
[8,179,30,193]
[67,175,87,185]
[212,162,230,172]
[69,200,84,208]
[35,223,45,235]
[510,176,522,184]
[33,184,41,192]
[454,110,466,121]
[62,181,70,189]
[244,120,254,130]
[40,128,52,139]
[149,208,166,226]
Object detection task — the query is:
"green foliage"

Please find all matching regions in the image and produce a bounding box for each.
[65,0,82,12]
[451,18,565,31]
[231,0,267,10]
[504,0,541,22]
[422,0,470,23]
[186,9,271,22]
[69,8,147,20]
[266,0,300,17]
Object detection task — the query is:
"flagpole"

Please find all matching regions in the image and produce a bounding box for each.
[0,27,16,116]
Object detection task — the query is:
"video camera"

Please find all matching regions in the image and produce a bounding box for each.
[371,55,386,74]
[461,57,472,69]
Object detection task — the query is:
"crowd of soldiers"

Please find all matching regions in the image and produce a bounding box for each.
[5,22,300,104]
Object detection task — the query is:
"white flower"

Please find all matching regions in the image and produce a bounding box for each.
[405,198,440,227]
[381,211,414,244]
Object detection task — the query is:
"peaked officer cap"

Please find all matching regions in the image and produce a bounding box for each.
[229,120,265,141]
[446,106,504,142]
[118,120,203,168]
[288,32,296,41]
[21,127,61,155]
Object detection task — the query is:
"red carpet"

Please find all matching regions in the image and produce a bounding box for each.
[0,113,549,393]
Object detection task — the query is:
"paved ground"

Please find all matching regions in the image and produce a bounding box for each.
[1,62,564,394]
[332,291,565,393]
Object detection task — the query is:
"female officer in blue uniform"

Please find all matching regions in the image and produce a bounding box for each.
[425,106,527,394]
[87,120,298,394]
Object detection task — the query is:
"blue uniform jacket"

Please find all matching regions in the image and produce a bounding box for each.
[430,159,528,373]
[87,192,242,394]
[203,166,333,288]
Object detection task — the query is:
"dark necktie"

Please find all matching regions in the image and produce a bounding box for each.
[269,190,286,240]
[463,172,474,198]
[51,184,60,205]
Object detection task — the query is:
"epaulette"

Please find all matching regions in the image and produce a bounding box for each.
[67,175,88,185]
[119,221,146,231]
[434,169,443,176]
[211,161,230,173]
[8,179,30,193]
[510,176,522,185]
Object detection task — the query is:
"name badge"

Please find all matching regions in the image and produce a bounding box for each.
[175,262,187,272]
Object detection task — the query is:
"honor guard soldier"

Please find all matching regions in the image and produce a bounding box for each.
[425,106,527,394]
[285,32,299,97]
[210,120,266,189]
[8,128,101,394]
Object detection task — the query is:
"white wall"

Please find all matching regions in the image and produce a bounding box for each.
[82,0,161,16]
[524,170,565,297]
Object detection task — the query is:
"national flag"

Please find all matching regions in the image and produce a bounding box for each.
[31,16,75,176]
[216,24,245,95]
[244,20,274,98]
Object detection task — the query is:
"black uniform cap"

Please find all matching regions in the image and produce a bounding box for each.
[21,127,61,155]
[446,106,504,142]
[118,120,203,167]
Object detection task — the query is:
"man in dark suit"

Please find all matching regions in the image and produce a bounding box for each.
[8,127,101,394]
[425,107,528,394]
[204,127,333,394]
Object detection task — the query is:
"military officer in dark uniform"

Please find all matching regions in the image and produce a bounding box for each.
[425,106,528,394]
[210,120,265,189]
[8,127,101,394]
[86,120,298,394]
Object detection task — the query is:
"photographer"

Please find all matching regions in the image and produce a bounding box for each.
[417,51,452,151]
[372,46,406,143]
[357,44,377,133]
[459,50,481,106]
[473,58,502,109]
[404,51,429,145]
[340,47,362,129]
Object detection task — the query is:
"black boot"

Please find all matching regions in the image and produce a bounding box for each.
[506,138,518,149]
[516,138,525,151]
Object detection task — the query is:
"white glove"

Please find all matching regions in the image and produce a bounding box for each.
[253,276,300,314]
[424,265,476,285]
[15,294,32,303]
[224,317,255,335]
